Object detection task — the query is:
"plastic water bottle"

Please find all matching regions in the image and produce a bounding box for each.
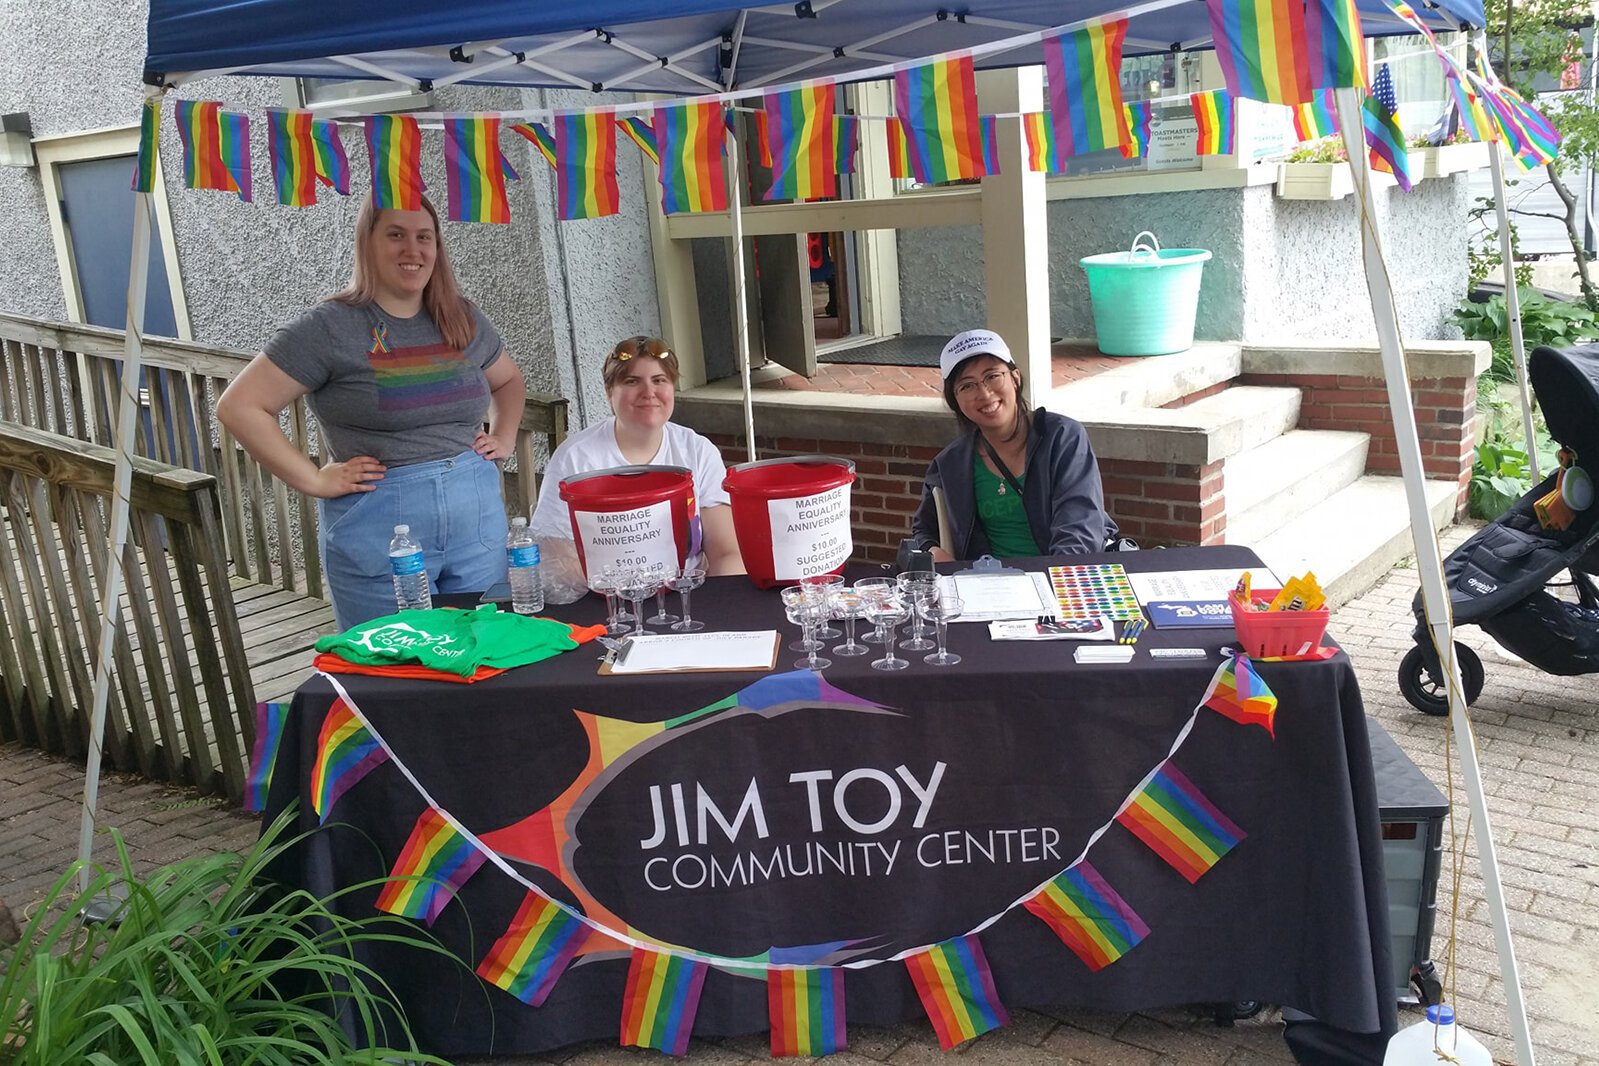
[1383,1005,1492,1066]
[388,524,431,612]
[507,517,543,615]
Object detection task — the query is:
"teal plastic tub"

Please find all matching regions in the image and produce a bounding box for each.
[1079,232,1212,357]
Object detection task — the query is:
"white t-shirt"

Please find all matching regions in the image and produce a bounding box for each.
[529,418,732,541]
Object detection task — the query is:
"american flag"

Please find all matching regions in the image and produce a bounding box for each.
[1371,60,1399,117]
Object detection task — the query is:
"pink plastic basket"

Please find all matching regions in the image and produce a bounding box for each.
[1229,590,1330,659]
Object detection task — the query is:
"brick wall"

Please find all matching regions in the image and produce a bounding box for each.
[1100,459,1226,547]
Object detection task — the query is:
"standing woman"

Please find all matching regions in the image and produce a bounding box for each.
[218,195,527,629]
[910,329,1114,561]
[530,336,744,577]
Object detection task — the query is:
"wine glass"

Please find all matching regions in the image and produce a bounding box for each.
[668,567,707,631]
[587,566,629,636]
[647,563,678,626]
[865,593,910,671]
[616,566,656,638]
[829,587,869,657]
[780,585,822,652]
[789,586,832,671]
[897,571,938,652]
[923,593,964,666]
[853,576,896,643]
[802,573,844,639]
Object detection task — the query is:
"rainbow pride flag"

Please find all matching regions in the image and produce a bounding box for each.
[1362,93,1414,190]
[903,934,1009,1049]
[1022,112,1054,171]
[309,699,388,822]
[219,111,252,202]
[1044,19,1132,164]
[1306,0,1367,92]
[620,948,707,1055]
[619,115,659,166]
[1203,653,1279,735]
[1206,0,1315,105]
[833,114,860,174]
[174,100,239,196]
[310,119,351,195]
[1191,90,1236,155]
[509,121,557,169]
[442,114,512,223]
[1292,89,1339,142]
[979,115,1002,176]
[363,114,424,211]
[553,111,620,220]
[1123,102,1153,158]
[886,117,911,179]
[654,100,726,214]
[266,108,317,207]
[374,807,488,925]
[765,84,836,201]
[894,53,986,184]
[242,701,287,813]
[768,968,845,1057]
[475,890,591,1006]
[132,99,159,193]
[1483,85,1559,169]
[1447,72,1494,144]
[1117,762,1245,883]
[1023,861,1150,971]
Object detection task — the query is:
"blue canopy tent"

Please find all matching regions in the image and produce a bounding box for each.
[85,2,1531,1061]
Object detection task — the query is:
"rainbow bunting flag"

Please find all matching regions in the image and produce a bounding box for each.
[218,111,252,202]
[1117,762,1245,883]
[1123,102,1153,158]
[309,699,388,822]
[833,114,860,174]
[131,99,159,193]
[242,701,288,813]
[768,968,846,1057]
[1022,112,1054,171]
[903,934,1009,1050]
[310,119,351,195]
[620,948,707,1055]
[893,53,987,184]
[475,890,592,1006]
[174,100,239,196]
[442,114,512,224]
[1203,652,1279,735]
[1205,0,1315,105]
[1483,85,1560,169]
[619,115,660,166]
[886,117,911,179]
[509,121,558,169]
[764,84,837,202]
[1292,89,1339,142]
[654,100,727,214]
[753,108,775,168]
[363,114,424,211]
[266,108,317,207]
[1023,861,1150,972]
[1446,72,1494,144]
[1362,91,1414,191]
[374,807,488,925]
[1043,19,1133,164]
[1191,90,1236,155]
[979,115,1002,176]
[1305,0,1368,92]
[553,111,620,220]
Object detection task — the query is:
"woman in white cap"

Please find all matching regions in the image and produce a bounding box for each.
[910,329,1114,561]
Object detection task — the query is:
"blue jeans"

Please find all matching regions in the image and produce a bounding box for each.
[319,450,508,630]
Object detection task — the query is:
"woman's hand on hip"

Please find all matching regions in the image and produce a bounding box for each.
[472,430,514,462]
[313,456,386,498]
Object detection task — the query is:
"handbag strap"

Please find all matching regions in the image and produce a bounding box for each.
[976,431,1026,498]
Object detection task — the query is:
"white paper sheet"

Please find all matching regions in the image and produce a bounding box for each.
[948,572,1058,622]
[607,630,779,674]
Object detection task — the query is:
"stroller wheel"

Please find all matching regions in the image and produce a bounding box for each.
[1398,643,1485,715]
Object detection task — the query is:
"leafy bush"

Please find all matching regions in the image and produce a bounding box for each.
[1453,288,1599,359]
[1470,439,1534,520]
[0,811,456,1065]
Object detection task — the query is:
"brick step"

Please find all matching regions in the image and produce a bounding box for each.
[1053,342,1242,413]
[1224,429,1371,545]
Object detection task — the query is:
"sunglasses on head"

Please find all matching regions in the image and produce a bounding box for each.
[609,336,675,365]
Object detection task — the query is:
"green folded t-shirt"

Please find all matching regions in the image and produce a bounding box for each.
[315,606,577,678]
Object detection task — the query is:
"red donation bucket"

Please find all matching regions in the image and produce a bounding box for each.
[723,455,856,589]
[559,465,699,580]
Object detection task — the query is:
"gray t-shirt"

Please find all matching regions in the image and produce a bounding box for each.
[264,300,505,468]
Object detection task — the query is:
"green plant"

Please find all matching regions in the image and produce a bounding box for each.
[1284,136,1347,163]
[1470,438,1533,519]
[1452,288,1599,359]
[0,811,457,1065]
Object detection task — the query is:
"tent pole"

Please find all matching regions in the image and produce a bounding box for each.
[1475,32,1540,481]
[725,110,757,463]
[77,187,155,891]
[1334,87,1535,1065]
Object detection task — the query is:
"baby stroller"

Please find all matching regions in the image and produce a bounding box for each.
[1399,343,1599,714]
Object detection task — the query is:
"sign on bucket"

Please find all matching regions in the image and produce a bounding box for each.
[723,456,856,588]
[559,465,700,578]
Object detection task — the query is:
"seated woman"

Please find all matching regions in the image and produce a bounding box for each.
[911,329,1114,562]
[530,336,745,577]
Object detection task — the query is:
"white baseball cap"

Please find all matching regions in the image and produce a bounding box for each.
[939,329,1015,381]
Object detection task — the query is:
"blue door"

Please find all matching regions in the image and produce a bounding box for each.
[57,155,180,337]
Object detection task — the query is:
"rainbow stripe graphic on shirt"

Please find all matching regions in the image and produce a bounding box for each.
[370,339,483,412]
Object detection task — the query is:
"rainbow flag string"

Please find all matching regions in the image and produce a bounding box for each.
[242,701,288,813]
[903,934,1009,1050]
[554,111,620,220]
[619,115,659,166]
[1191,90,1236,155]
[309,699,389,823]
[475,890,592,1006]
[266,108,318,208]
[218,111,252,202]
[1117,762,1245,883]
[1482,84,1560,169]
[979,115,1002,176]
[374,807,488,925]
[1023,861,1150,971]
[764,84,836,202]
[310,119,351,195]
[1203,653,1279,735]
[442,114,512,223]
[1044,18,1132,164]
[1022,111,1054,172]
[894,52,986,184]
[886,116,911,179]
[654,100,726,214]
[509,121,557,169]
[768,968,846,1057]
[620,948,707,1055]
[132,99,159,193]
[1362,93,1414,191]
[1292,89,1339,142]
[174,100,239,196]
[1446,71,1494,144]
[1206,0,1315,105]
[1306,0,1368,92]
[833,114,860,174]
[1123,102,1153,158]
[363,114,425,211]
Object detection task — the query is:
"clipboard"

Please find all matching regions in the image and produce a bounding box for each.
[598,630,781,675]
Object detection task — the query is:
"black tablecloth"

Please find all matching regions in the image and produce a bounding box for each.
[263,545,1395,1056]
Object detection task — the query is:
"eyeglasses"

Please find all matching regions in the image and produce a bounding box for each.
[608,336,676,366]
[953,368,1014,399]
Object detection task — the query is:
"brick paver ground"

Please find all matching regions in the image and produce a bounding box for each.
[3,524,1593,1065]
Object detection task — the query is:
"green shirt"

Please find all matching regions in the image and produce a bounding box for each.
[315,606,577,677]
[973,455,1041,558]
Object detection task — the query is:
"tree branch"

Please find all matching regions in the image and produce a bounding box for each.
[1544,162,1599,311]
